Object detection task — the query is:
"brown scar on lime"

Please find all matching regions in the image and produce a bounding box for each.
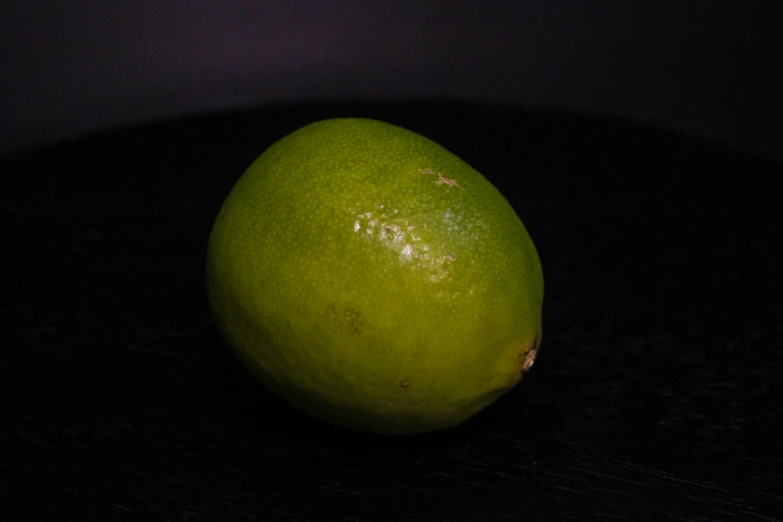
[435,174,462,188]
[399,381,409,388]
[522,349,537,373]
[417,168,463,189]
[324,303,363,335]
[519,335,541,374]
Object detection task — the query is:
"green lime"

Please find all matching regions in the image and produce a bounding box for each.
[206,118,543,435]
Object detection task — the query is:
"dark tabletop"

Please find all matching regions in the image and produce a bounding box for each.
[2,102,782,521]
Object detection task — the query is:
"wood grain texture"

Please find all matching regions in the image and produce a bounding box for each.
[2,103,781,521]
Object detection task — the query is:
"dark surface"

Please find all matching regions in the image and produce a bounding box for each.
[2,102,782,521]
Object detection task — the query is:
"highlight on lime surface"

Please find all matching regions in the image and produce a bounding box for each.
[206,117,544,435]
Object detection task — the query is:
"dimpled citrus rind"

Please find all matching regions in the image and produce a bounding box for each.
[206,117,543,435]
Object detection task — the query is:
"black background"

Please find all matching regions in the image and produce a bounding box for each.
[2,2,783,162]
[2,102,782,520]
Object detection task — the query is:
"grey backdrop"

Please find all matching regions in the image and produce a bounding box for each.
[2,1,781,160]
